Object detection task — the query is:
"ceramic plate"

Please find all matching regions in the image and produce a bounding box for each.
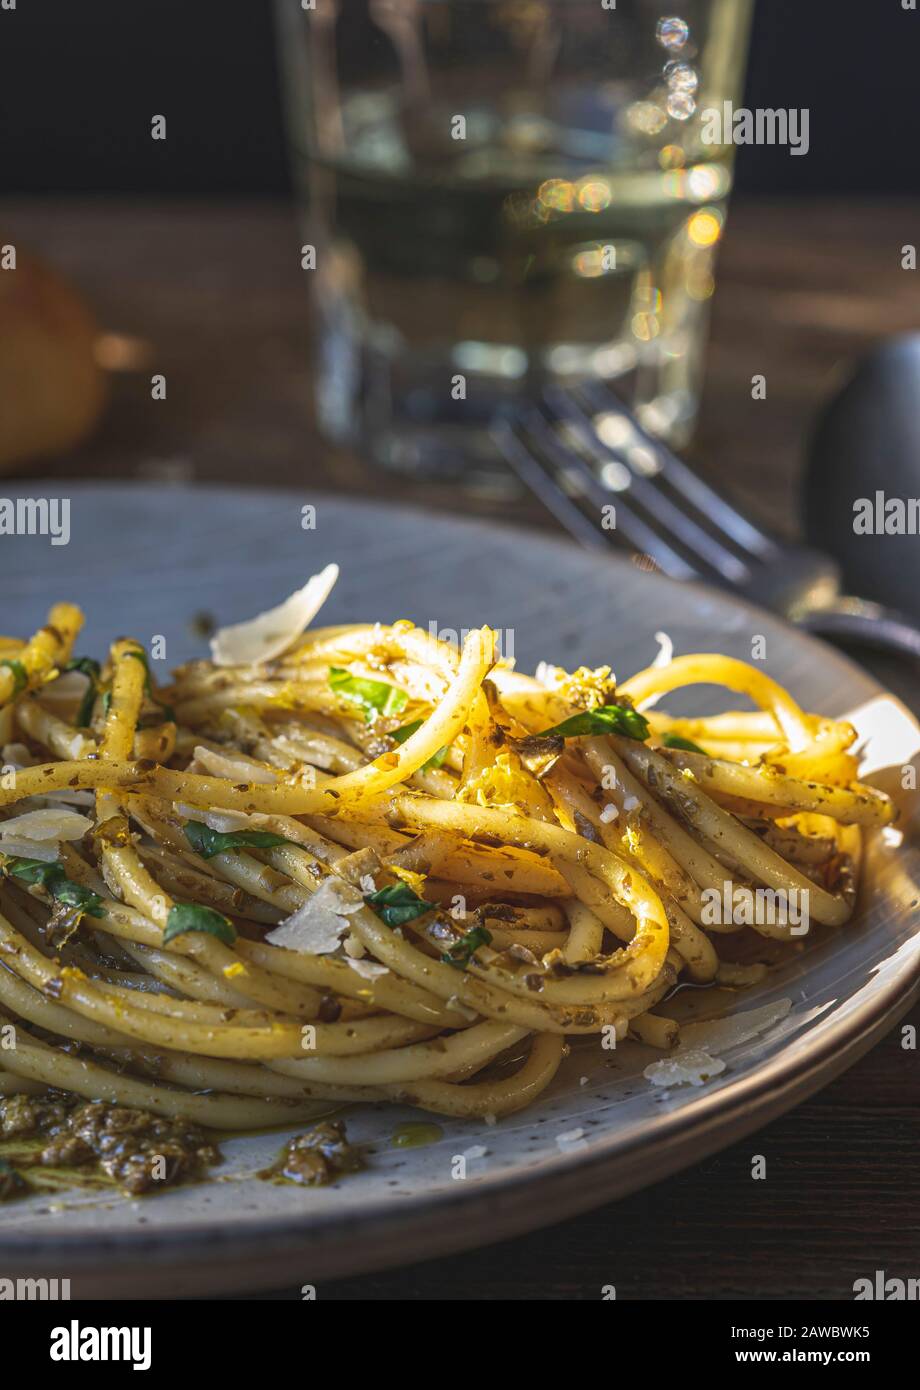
[0,483,918,1298]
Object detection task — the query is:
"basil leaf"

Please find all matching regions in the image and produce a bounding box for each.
[390,719,449,771]
[184,820,291,859]
[65,657,101,681]
[64,657,102,727]
[441,924,493,969]
[163,901,237,946]
[363,883,435,928]
[538,704,650,742]
[0,659,27,698]
[328,667,408,723]
[662,732,707,755]
[3,858,105,919]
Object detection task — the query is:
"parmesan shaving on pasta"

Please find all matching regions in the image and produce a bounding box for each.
[266,877,364,955]
[0,837,61,862]
[174,802,254,834]
[210,563,339,666]
[192,745,278,785]
[0,808,92,841]
[347,958,390,980]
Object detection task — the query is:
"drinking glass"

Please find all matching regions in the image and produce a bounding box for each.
[276,0,753,486]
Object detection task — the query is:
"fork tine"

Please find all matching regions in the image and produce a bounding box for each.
[494,407,700,580]
[491,419,610,552]
[543,385,753,587]
[579,378,780,559]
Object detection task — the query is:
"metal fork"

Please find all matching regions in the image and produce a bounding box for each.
[492,380,920,660]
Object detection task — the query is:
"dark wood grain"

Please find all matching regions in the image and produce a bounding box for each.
[3,196,919,540]
[2,195,918,1300]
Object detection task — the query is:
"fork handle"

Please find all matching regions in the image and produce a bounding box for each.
[796,597,920,661]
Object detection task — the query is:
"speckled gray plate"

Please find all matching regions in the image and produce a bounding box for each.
[0,483,918,1298]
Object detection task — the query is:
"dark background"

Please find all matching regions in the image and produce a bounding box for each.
[0,0,914,198]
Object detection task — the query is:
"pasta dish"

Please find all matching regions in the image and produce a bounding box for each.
[0,567,896,1149]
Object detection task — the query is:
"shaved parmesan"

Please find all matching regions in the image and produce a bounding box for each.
[210,564,339,667]
[175,803,255,834]
[644,998,792,1089]
[192,745,277,785]
[1,743,34,768]
[645,1049,726,1088]
[266,876,364,955]
[677,998,791,1054]
[651,630,674,668]
[555,1128,588,1152]
[0,837,61,862]
[0,809,92,841]
[347,958,390,980]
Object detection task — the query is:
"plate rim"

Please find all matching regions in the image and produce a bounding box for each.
[1,481,918,1291]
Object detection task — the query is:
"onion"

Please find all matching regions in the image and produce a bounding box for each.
[210,564,339,667]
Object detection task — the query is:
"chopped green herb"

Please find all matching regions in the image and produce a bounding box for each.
[538,704,650,742]
[0,659,27,698]
[390,719,449,771]
[661,732,708,755]
[184,820,291,860]
[363,882,435,928]
[328,666,408,723]
[101,690,112,716]
[3,858,105,919]
[64,657,102,727]
[163,902,237,946]
[441,924,493,969]
[64,656,101,680]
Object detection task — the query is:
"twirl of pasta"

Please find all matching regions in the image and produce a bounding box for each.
[0,580,896,1133]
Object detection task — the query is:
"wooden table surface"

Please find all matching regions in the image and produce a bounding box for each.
[2,196,919,1300]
